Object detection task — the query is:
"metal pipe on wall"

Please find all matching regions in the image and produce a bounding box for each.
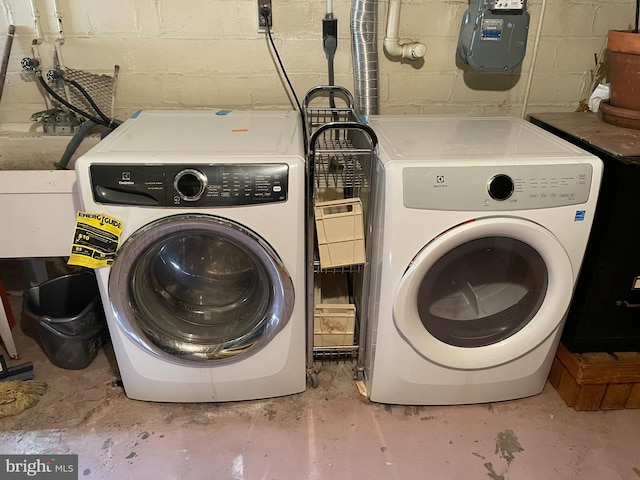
[350,0,379,116]
[0,25,14,103]
[520,0,548,118]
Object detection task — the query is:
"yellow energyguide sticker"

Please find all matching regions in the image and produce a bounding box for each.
[68,212,123,268]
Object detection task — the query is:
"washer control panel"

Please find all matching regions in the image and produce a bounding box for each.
[90,163,289,207]
[403,163,593,211]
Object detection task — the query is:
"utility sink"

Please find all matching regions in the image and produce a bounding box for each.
[0,132,101,258]
[0,133,103,359]
[0,132,100,170]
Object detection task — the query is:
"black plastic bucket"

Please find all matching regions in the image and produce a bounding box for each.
[22,270,108,370]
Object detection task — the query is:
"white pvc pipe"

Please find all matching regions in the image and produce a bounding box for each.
[383,0,426,61]
[51,0,72,103]
[52,0,65,42]
[29,0,52,108]
[520,0,548,118]
[51,0,66,67]
[326,0,333,16]
[30,0,43,43]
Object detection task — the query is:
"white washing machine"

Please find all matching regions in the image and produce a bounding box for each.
[75,110,306,402]
[364,114,603,405]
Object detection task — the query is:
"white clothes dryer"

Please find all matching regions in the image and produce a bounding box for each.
[364,114,603,405]
[75,110,306,402]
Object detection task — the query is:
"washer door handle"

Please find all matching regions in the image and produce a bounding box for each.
[95,186,160,206]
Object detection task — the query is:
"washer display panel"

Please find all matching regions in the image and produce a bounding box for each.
[109,214,294,365]
[393,217,573,369]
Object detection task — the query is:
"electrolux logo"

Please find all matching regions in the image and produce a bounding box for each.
[1,455,78,479]
[433,174,448,188]
[119,171,134,186]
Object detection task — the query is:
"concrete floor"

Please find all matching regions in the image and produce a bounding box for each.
[1,260,640,480]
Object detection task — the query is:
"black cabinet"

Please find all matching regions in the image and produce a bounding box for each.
[530,112,640,353]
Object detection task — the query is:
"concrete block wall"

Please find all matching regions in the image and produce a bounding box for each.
[0,0,635,129]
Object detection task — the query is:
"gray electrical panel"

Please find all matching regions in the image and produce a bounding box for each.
[457,0,530,71]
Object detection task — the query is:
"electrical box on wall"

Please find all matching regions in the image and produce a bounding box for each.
[457,0,530,71]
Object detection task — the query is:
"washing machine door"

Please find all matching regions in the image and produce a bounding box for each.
[108,214,294,365]
[393,217,573,370]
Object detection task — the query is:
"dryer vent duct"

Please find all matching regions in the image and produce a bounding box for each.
[350,0,379,116]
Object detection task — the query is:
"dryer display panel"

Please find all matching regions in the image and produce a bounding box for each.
[90,164,289,207]
[403,163,593,211]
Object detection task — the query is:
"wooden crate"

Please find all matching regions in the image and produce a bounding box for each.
[548,343,640,411]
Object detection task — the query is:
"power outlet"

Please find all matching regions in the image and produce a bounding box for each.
[258,0,272,31]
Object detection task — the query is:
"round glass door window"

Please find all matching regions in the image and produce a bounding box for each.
[416,236,548,347]
[109,214,294,364]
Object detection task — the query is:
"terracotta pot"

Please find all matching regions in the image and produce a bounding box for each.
[608,30,640,111]
[599,100,640,130]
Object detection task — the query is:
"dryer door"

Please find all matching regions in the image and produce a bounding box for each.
[393,217,573,369]
[108,214,294,365]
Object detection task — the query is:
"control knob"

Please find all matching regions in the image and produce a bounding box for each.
[488,174,514,201]
[174,169,207,201]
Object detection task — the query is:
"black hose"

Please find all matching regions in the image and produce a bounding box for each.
[635,0,639,33]
[55,119,99,170]
[67,79,111,124]
[37,74,110,127]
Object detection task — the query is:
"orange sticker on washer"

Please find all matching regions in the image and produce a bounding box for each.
[68,212,123,269]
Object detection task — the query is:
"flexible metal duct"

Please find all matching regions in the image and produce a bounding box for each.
[350,0,379,115]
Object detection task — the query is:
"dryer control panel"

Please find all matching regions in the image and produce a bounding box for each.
[89,163,289,207]
[403,163,593,211]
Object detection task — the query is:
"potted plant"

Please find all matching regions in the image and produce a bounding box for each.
[599,2,640,128]
[608,30,640,111]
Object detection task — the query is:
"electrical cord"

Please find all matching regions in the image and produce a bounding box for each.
[322,16,338,111]
[261,10,303,116]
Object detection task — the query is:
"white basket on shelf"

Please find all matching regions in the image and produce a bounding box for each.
[314,198,365,269]
[313,304,356,347]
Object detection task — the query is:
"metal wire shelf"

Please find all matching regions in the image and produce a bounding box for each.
[313,259,364,274]
[313,145,370,190]
[303,85,378,386]
[313,345,359,361]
